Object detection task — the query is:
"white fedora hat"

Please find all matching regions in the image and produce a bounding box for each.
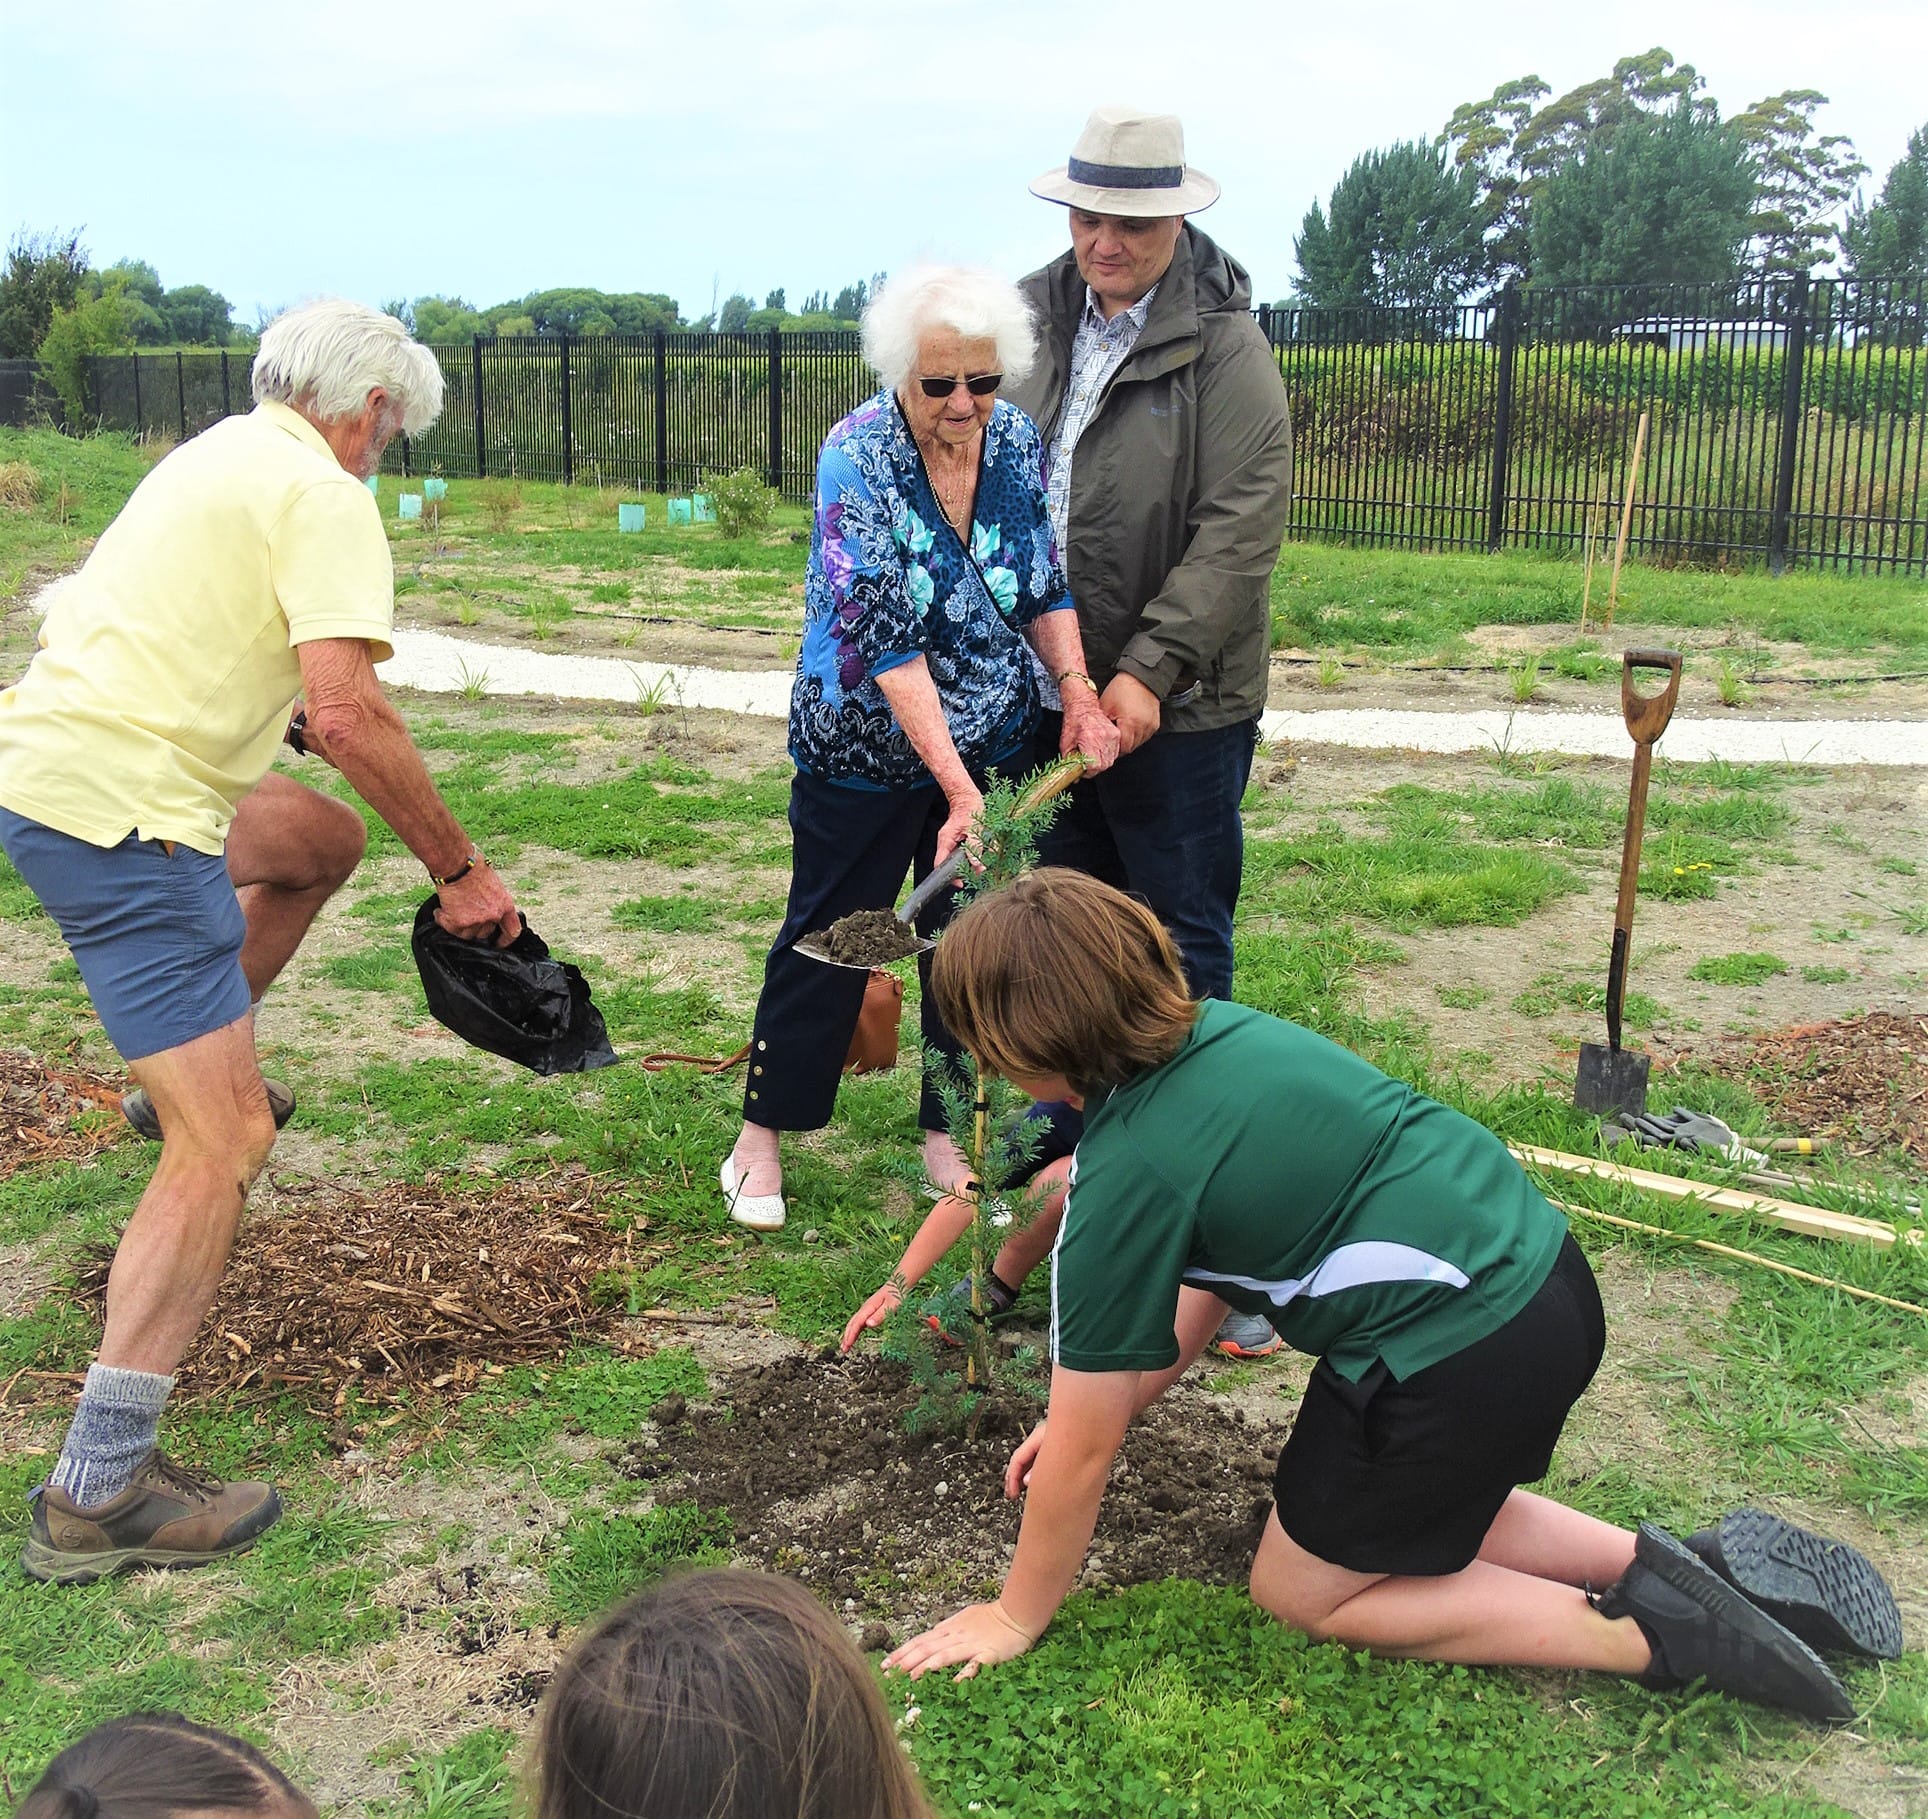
[1030,105,1219,217]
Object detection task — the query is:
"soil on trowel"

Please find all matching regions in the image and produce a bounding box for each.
[619,1353,1288,1634]
[805,908,924,965]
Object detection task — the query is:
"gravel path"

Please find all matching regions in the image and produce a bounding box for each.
[380,629,1928,767]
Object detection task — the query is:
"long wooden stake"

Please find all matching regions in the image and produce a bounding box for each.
[1552,1199,1928,1318]
[1603,410,1650,632]
[966,1079,992,1391]
[1508,1142,1900,1247]
[1579,475,1608,633]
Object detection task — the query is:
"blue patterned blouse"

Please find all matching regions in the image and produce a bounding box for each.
[788,390,1071,789]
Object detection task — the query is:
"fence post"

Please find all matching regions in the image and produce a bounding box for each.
[559,333,573,485]
[767,327,783,490]
[654,329,669,495]
[1767,270,1809,576]
[1485,284,1520,553]
[131,354,143,435]
[471,337,487,480]
[176,351,188,439]
[220,349,230,418]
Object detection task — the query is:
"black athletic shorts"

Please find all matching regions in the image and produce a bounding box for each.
[1271,1232,1606,1577]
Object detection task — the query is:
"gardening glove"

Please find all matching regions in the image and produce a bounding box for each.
[1618,1107,1765,1165]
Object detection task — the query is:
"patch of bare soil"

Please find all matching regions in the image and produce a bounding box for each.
[1713,1012,1928,1160]
[58,1167,652,1413]
[630,1352,1286,1639]
[272,1470,575,1809]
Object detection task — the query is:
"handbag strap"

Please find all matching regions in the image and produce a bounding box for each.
[635,1043,751,1074]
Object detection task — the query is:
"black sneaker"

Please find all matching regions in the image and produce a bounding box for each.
[1685,1508,1903,1662]
[1592,1523,1855,1725]
[121,1078,295,1142]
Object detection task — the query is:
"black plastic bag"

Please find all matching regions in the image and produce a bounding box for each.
[411,898,618,1075]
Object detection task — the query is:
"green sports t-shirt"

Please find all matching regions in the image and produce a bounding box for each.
[1049,1001,1567,1382]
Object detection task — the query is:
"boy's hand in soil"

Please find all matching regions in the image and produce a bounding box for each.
[884,1600,1037,1681]
[840,1275,906,1354]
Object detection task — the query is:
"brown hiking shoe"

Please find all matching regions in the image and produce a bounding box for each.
[21,1450,282,1584]
[121,1078,295,1142]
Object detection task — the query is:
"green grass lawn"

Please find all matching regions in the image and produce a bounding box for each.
[8,427,1924,677]
[1,428,1925,1816]
[0,704,1922,1817]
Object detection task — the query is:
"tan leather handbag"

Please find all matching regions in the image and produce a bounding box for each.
[844,967,903,1074]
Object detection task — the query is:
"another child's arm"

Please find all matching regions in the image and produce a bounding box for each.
[838,1191,977,1353]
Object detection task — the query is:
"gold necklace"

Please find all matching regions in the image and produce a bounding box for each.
[922,441,977,532]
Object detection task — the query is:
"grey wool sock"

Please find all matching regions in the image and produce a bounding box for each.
[49,1363,175,1508]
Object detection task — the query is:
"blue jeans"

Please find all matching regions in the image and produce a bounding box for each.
[1034,712,1259,1001]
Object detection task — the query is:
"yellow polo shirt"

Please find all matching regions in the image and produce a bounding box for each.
[0,402,394,855]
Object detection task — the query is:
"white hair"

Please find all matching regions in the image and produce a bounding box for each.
[252,298,446,436]
[860,266,1038,393]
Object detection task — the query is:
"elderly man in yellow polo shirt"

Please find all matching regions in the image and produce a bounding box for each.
[0,298,521,1584]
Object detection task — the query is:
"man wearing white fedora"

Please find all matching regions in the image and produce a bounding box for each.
[1010,105,1293,1359]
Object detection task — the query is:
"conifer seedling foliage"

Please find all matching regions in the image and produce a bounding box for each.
[914,760,1071,1404]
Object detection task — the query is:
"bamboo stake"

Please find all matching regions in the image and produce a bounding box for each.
[1578,475,1608,633]
[1603,410,1650,632]
[966,1077,992,1391]
[1552,1199,1928,1318]
[1508,1142,1900,1247]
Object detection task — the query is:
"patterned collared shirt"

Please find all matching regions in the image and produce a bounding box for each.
[1044,282,1158,557]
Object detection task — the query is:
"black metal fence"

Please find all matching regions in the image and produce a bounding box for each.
[75,276,1928,573]
[83,331,875,503]
[1262,275,1928,574]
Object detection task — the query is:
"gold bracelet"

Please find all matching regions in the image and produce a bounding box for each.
[1056,669,1097,694]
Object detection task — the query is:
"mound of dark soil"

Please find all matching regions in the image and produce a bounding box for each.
[627,1353,1289,1629]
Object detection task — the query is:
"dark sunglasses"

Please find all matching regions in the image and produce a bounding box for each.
[916,373,1002,398]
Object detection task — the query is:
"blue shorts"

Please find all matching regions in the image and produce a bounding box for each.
[0,807,250,1061]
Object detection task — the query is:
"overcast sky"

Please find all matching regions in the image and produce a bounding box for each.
[5,0,1924,326]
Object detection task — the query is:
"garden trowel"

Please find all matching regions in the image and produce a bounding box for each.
[1574,649,1682,1119]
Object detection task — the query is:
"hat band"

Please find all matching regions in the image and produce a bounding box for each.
[1066,155,1185,190]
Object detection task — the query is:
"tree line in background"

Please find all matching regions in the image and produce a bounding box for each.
[0,231,244,422]
[382,272,889,343]
[1291,48,1928,314]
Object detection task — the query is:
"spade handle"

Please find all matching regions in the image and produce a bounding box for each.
[897,756,1088,926]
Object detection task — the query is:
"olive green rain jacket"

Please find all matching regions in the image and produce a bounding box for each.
[1011,225,1293,731]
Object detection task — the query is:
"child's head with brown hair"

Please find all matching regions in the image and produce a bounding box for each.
[932,867,1197,1097]
[16,1713,316,1819]
[532,1568,936,1819]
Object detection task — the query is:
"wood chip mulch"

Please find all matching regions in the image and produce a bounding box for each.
[65,1167,647,1413]
[0,1047,128,1181]
[1717,1011,1928,1159]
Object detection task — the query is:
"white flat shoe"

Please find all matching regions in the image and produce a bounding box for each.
[720,1155,786,1232]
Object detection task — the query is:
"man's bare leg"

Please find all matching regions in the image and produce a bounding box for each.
[225,771,366,1001]
[102,1014,281,1374]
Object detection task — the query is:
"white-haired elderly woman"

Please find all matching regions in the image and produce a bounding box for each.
[721,266,1119,1231]
[0,297,521,1585]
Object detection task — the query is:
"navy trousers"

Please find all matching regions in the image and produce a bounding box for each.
[1033,711,1259,1002]
[744,769,982,1134]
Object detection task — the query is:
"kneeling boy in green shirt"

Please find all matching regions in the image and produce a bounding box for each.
[875,869,1899,1721]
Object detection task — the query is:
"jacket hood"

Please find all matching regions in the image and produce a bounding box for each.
[1182,224,1254,317]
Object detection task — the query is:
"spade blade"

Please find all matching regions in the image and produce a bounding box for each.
[1574,1041,1650,1119]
